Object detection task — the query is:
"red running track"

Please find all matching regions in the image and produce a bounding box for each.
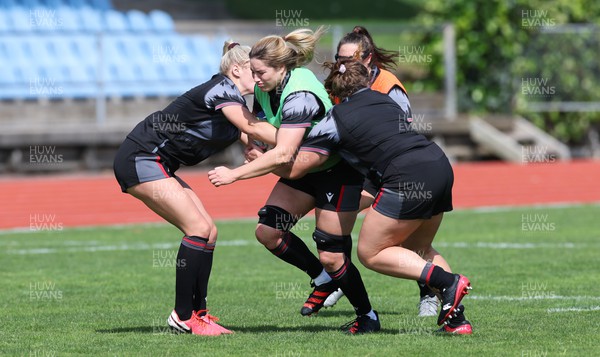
[1,160,599,230]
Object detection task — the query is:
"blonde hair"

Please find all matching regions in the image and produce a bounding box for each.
[249,26,327,70]
[220,40,251,74]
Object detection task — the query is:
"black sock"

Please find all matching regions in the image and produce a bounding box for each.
[328,258,372,316]
[343,235,352,261]
[418,262,455,291]
[269,231,323,279]
[193,241,215,316]
[174,235,211,320]
[417,281,436,298]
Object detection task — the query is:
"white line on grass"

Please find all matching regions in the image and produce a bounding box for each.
[547,306,600,313]
[1,202,599,235]
[3,240,598,254]
[3,239,251,255]
[435,242,590,249]
[469,295,600,301]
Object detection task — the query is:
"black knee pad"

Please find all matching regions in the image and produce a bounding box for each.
[257,205,298,232]
[312,228,351,253]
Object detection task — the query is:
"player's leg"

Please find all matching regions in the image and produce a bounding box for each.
[357,207,471,327]
[177,178,232,334]
[127,178,222,335]
[313,209,380,334]
[402,213,471,333]
[325,178,377,308]
[402,213,446,317]
[254,181,328,286]
[114,141,221,335]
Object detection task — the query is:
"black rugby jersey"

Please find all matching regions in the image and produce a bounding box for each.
[126,74,245,167]
[300,88,434,182]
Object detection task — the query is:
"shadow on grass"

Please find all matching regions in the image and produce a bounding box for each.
[97,324,401,335]
[311,310,404,318]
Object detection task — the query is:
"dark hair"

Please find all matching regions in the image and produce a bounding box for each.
[323,60,370,99]
[336,26,397,70]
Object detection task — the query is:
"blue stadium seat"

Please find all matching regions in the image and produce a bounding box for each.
[103,9,127,32]
[38,64,69,98]
[126,9,150,32]
[188,36,212,58]
[47,35,78,65]
[0,64,20,85]
[89,0,111,11]
[27,6,64,32]
[0,38,9,61]
[16,64,47,99]
[148,10,174,32]
[21,36,53,66]
[64,0,85,8]
[105,62,139,97]
[1,37,28,62]
[0,11,11,32]
[64,65,98,98]
[56,6,81,32]
[43,0,66,8]
[101,35,130,66]
[0,65,27,99]
[19,0,42,8]
[119,34,147,61]
[79,6,102,32]
[71,34,98,67]
[9,7,35,32]
[1,0,18,9]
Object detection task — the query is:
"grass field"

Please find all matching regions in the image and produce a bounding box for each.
[1,205,599,356]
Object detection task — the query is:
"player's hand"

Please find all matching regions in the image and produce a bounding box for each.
[244,143,265,163]
[208,166,237,187]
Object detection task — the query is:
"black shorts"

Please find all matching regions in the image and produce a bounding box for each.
[372,151,453,219]
[278,160,363,212]
[362,177,378,197]
[113,138,178,193]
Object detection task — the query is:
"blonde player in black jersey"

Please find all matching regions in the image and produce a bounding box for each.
[113,41,277,336]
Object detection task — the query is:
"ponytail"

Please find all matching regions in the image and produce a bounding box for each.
[250,26,327,70]
[337,26,398,70]
[323,60,370,99]
[220,40,251,74]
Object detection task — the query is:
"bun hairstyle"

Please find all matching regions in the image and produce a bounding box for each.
[323,60,370,99]
[220,40,251,74]
[249,26,327,70]
[337,26,398,70]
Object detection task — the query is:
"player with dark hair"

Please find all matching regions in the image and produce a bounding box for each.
[208,27,380,334]
[113,41,277,336]
[280,61,473,334]
[334,26,410,116]
[325,26,439,318]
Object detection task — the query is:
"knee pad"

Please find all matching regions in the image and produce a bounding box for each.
[257,205,298,232]
[312,228,351,253]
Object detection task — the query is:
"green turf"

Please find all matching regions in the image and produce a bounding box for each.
[1,205,599,356]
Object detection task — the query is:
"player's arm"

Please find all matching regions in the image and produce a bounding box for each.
[274,150,328,179]
[208,127,305,186]
[275,110,339,180]
[208,91,321,186]
[388,86,412,120]
[221,105,277,146]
